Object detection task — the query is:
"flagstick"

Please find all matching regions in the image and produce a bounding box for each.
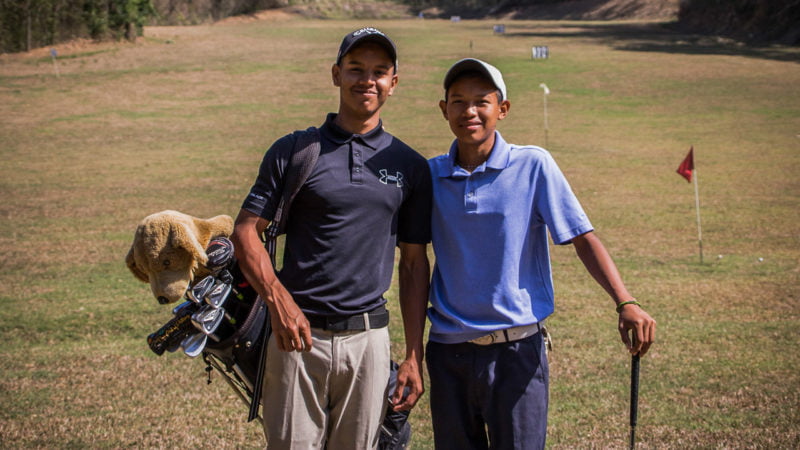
[693,168,703,264]
[543,91,548,147]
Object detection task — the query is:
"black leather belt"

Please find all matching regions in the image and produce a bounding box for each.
[306,305,389,332]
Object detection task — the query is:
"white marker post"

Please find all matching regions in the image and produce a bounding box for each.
[539,83,550,147]
[50,48,60,78]
[693,165,703,264]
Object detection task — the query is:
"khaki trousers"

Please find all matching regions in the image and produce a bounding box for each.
[262,326,390,450]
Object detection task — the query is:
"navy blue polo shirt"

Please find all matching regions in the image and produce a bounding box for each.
[242,113,432,316]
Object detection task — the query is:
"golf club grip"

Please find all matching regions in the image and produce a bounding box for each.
[630,353,640,427]
[147,309,195,355]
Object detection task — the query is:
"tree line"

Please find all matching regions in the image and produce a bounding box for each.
[2,0,796,54]
[0,0,157,53]
[0,0,285,53]
[678,0,799,45]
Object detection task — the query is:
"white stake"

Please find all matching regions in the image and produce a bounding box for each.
[539,83,550,147]
[50,48,60,78]
[693,166,703,264]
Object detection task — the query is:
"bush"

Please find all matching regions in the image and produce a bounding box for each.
[0,0,157,53]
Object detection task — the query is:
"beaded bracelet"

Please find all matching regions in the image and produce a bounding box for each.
[616,300,641,313]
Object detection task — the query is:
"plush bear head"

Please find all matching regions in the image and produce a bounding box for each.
[126,210,234,304]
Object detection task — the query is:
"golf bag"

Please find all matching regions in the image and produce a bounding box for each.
[145,237,267,407]
[147,238,411,449]
[200,259,269,409]
[146,127,412,448]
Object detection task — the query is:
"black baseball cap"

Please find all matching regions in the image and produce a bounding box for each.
[336,27,398,70]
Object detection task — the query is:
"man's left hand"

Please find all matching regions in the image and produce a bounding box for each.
[618,304,656,356]
[391,358,424,411]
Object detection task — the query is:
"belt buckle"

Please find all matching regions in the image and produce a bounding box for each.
[471,332,498,345]
[325,316,347,332]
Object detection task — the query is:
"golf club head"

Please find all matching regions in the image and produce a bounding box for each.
[205,279,232,309]
[217,268,233,285]
[181,332,207,358]
[172,300,195,316]
[191,304,225,336]
[205,237,234,273]
[187,275,215,304]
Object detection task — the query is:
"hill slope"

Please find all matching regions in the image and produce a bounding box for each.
[488,0,679,20]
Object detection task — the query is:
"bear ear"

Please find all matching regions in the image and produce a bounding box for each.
[202,215,234,238]
[175,222,209,266]
[126,244,149,282]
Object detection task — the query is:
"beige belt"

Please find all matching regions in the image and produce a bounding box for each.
[469,322,544,346]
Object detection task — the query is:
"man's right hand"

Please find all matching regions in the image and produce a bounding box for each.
[265,280,312,352]
[231,209,313,353]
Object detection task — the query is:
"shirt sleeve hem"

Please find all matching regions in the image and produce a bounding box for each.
[553,224,594,245]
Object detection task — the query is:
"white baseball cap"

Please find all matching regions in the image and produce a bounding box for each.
[443,58,507,101]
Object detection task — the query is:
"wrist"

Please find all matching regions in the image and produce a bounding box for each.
[404,348,424,365]
[616,299,641,313]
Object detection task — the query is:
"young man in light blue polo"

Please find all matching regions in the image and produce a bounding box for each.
[426,58,657,449]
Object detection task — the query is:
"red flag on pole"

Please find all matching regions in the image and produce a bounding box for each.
[677,147,694,182]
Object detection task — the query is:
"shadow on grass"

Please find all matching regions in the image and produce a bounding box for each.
[503,22,800,63]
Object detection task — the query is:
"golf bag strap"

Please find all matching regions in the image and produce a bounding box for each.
[263,127,321,266]
[250,127,320,422]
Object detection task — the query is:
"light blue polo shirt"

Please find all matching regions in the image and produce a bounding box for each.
[427,132,594,344]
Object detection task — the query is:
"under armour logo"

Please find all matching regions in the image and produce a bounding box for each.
[379,169,404,187]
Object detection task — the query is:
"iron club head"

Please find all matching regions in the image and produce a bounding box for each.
[181,332,208,358]
[187,275,215,304]
[191,304,225,336]
[205,279,232,309]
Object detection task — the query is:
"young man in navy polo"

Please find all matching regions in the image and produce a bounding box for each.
[426,58,656,449]
[232,28,431,449]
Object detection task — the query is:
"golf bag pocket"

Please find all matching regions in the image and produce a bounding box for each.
[204,303,266,385]
[202,260,269,394]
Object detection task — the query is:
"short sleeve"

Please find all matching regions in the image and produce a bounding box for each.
[397,154,433,245]
[532,151,593,245]
[240,134,295,221]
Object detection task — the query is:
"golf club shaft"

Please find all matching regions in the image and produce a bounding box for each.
[248,302,270,422]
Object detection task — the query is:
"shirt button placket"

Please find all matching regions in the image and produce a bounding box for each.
[465,179,478,212]
[351,142,364,185]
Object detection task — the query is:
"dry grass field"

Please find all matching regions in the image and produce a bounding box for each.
[1,13,799,448]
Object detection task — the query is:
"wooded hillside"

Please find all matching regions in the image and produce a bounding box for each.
[678,0,800,45]
[1,0,797,53]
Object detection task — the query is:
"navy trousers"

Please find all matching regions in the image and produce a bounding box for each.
[426,332,549,450]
